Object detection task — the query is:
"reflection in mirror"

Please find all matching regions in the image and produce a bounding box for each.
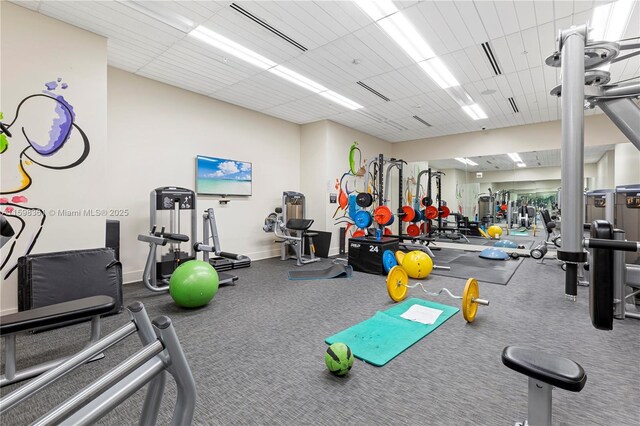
[428,144,616,230]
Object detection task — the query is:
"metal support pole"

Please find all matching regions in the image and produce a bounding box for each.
[4,335,16,381]
[557,25,589,300]
[528,378,553,426]
[153,316,197,426]
[613,229,627,319]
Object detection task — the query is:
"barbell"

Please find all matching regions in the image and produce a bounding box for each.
[386,266,490,323]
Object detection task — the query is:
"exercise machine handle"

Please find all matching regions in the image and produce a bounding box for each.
[584,238,640,252]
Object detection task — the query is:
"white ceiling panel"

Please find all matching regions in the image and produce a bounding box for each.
[16,0,636,143]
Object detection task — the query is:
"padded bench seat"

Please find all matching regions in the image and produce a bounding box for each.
[502,346,587,392]
[0,296,115,335]
[286,218,314,231]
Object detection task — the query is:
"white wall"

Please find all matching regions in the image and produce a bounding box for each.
[595,150,615,189]
[107,67,300,282]
[614,143,640,186]
[391,114,626,161]
[299,120,392,254]
[1,3,107,313]
[469,164,597,184]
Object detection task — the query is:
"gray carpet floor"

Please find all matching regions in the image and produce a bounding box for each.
[2,250,640,425]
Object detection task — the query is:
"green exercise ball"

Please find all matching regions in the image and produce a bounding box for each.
[169,260,219,308]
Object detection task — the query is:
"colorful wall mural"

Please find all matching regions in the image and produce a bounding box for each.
[0,79,90,278]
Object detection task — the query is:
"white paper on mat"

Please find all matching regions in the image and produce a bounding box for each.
[400,304,443,325]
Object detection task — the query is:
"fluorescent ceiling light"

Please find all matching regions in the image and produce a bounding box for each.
[353,0,398,21]
[377,13,436,62]
[589,0,635,42]
[516,162,527,168]
[190,25,362,111]
[319,90,364,110]
[118,0,196,33]
[269,66,327,93]
[455,158,478,166]
[190,26,276,70]
[446,86,474,106]
[461,104,488,120]
[508,153,523,162]
[418,57,460,89]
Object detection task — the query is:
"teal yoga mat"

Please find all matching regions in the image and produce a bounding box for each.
[325,298,459,366]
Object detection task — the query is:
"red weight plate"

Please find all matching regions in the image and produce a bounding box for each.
[425,205,438,220]
[401,205,415,222]
[373,205,393,225]
[439,206,450,218]
[407,224,420,237]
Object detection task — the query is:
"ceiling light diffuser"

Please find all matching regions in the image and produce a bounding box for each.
[461,104,488,120]
[466,159,479,166]
[419,58,460,89]
[190,26,276,70]
[377,13,436,62]
[516,162,527,168]
[320,90,364,110]
[119,0,196,33]
[268,66,327,93]
[455,158,478,166]
[190,25,362,111]
[507,153,523,162]
[353,0,398,21]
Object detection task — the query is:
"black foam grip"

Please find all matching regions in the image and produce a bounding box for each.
[589,220,613,331]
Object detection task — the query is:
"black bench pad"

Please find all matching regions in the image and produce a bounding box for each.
[1,296,115,335]
[286,219,314,231]
[153,231,189,242]
[502,346,587,392]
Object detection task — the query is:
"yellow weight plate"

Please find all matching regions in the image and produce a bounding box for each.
[386,266,409,302]
[395,251,405,265]
[462,278,479,322]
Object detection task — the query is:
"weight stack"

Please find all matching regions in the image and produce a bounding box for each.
[348,237,399,275]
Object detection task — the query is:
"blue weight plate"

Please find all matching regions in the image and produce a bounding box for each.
[354,210,372,228]
[383,250,398,273]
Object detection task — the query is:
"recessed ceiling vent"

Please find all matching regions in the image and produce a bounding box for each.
[230,3,307,51]
[508,97,519,113]
[481,41,501,75]
[356,81,390,102]
[412,115,432,127]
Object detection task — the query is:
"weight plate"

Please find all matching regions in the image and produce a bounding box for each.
[439,205,450,218]
[383,227,393,236]
[425,206,438,220]
[386,266,409,302]
[356,192,373,208]
[412,208,422,223]
[395,251,405,266]
[407,224,420,237]
[374,205,393,225]
[383,250,398,273]
[462,278,479,323]
[384,214,395,226]
[401,205,415,222]
[354,210,373,229]
[422,196,432,207]
[352,230,365,238]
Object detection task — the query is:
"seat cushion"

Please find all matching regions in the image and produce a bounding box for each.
[502,346,587,392]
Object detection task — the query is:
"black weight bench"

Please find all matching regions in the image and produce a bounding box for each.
[274,218,320,266]
[1,295,115,387]
[502,346,587,426]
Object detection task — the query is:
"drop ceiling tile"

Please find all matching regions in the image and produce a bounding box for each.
[495,1,520,36]
[491,37,516,75]
[506,33,529,71]
[414,1,461,54]
[475,1,504,40]
[534,1,554,25]
[435,2,475,49]
[554,1,574,20]
[455,1,489,44]
[514,1,537,31]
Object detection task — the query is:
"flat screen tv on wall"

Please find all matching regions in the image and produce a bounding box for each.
[196,155,252,196]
